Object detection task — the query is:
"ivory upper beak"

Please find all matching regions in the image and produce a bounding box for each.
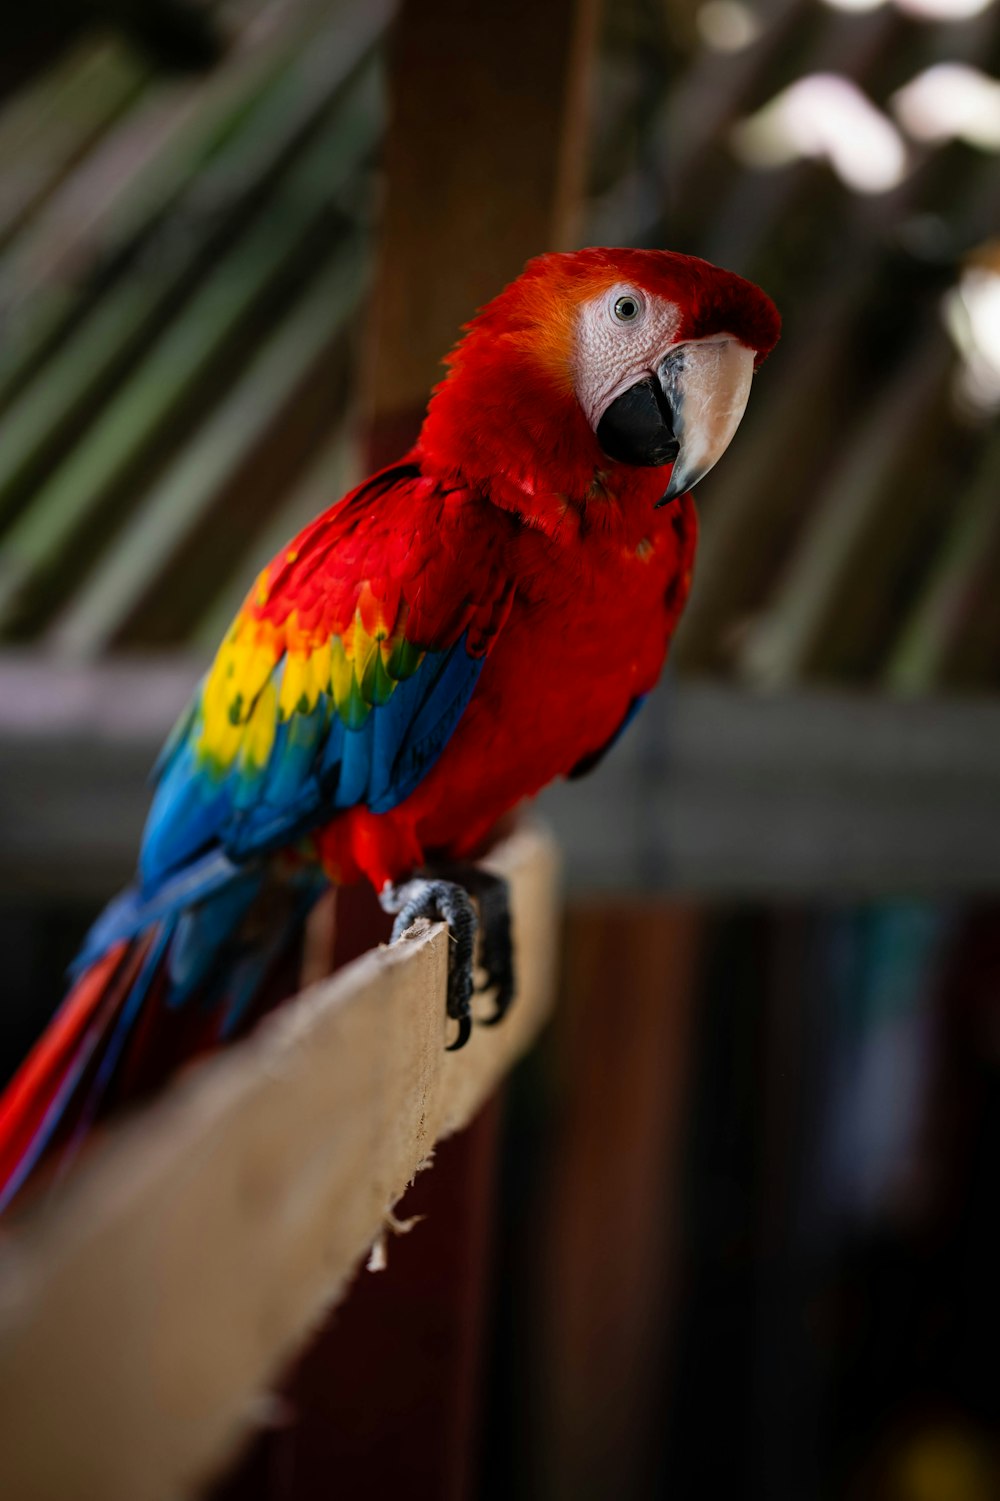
[656,339,755,505]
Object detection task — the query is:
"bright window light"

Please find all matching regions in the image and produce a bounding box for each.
[823,0,994,18]
[697,1,763,50]
[822,0,883,12]
[895,0,994,17]
[732,74,908,192]
[892,64,1000,150]
[944,258,1000,414]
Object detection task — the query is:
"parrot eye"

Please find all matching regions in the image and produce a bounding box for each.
[613,292,643,323]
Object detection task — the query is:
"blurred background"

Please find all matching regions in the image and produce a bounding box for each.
[0,0,999,1496]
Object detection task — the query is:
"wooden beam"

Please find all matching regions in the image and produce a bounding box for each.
[0,821,560,1501]
[257,8,600,1496]
[540,679,1000,895]
[537,902,702,1499]
[1,658,999,897]
[0,1,383,416]
[365,0,598,434]
[0,69,382,638]
[215,1097,504,1501]
[46,240,367,655]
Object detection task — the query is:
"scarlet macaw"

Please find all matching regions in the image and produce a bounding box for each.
[0,247,779,1207]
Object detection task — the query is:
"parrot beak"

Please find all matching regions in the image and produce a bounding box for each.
[595,338,755,505]
[655,339,755,505]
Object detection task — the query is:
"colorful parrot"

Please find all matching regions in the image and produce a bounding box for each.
[0,247,779,1209]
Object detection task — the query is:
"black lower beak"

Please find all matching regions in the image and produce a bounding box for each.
[595,375,679,469]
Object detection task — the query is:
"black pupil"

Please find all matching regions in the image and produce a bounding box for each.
[619,299,636,318]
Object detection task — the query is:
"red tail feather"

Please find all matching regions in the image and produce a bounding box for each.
[0,943,129,1199]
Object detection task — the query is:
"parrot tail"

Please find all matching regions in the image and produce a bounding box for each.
[0,856,324,1214]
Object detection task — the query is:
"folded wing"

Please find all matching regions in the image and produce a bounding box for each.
[140,460,515,892]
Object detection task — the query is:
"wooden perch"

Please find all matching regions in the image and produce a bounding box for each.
[0,821,559,1501]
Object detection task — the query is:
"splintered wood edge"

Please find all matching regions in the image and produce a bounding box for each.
[0,821,561,1501]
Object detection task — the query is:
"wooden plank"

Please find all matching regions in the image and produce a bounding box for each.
[190,429,359,651]
[0,77,380,638]
[215,1096,504,1501]
[0,0,369,413]
[0,821,560,1501]
[735,326,952,687]
[46,239,367,656]
[0,31,384,559]
[0,41,116,169]
[0,39,147,255]
[1,661,999,896]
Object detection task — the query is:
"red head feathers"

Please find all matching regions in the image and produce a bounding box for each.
[418,247,780,520]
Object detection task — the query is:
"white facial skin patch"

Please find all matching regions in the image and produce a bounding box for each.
[572,282,756,492]
[572,284,683,429]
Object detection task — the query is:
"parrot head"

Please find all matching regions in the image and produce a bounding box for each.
[420,246,780,519]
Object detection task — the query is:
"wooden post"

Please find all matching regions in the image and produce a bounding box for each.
[364,0,598,460]
[536,902,704,1500]
[226,1,596,1495]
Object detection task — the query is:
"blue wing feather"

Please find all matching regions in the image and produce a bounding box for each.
[136,462,510,908]
[141,631,487,889]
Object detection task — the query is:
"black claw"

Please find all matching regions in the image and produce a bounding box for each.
[445,949,475,1023]
[380,867,518,1044]
[381,877,479,1050]
[446,1013,473,1051]
[469,870,516,1025]
[480,981,515,1026]
[478,939,515,1024]
[476,939,515,1024]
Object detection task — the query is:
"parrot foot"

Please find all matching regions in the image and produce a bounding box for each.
[454,867,516,1027]
[379,868,517,1048]
[418,865,516,1027]
[380,878,478,1050]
